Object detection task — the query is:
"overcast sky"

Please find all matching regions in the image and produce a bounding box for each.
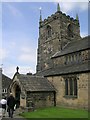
[0,0,89,78]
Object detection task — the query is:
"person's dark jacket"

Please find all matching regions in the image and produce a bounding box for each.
[7,96,16,109]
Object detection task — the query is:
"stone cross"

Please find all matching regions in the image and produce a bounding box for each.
[16,66,19,73]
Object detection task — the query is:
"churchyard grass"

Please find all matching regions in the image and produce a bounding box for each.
[20,106,88,118]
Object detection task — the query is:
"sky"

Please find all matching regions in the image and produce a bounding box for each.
[0,0,89,78]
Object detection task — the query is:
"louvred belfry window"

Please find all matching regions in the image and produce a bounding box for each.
[67,24,73,37]
[47,25,52,38]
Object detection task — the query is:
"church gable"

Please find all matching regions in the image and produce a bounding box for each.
[9,70,56,109]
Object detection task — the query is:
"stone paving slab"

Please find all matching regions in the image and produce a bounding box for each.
[0,115,27,120]
[0,109,26,120]
[0,117,26,120]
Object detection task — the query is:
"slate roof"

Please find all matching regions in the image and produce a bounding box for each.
[17,74,55,92]
[2,74,11,88]
[36,36,90,77]
[37,61,90,77]
[52,36,90,58]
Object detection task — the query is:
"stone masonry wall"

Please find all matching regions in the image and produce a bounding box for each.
[53,49,90,67]
[26,92,55,108]
[47,72,89,109]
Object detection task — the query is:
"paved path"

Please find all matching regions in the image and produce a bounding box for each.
[1,115,27,120]
[0,109,27,120]
[1,114,27,120]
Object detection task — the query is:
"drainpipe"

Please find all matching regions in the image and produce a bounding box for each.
[54,91,56,106]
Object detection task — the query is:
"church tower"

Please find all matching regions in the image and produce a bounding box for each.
[37,3,81,73]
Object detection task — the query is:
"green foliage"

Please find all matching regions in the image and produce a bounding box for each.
[20,107,88,118]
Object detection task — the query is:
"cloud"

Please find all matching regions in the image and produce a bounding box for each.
[0,48,9,60]
[3,65,16,78]
[6,3,23,17]
[3,65,35,78]
[54,1,88,13]
[1,0,25,1]
[19,66,35,74]
[2,44,37,78]
[80,32,88,38]
[2,1,88,19]
[19,46,37,63]
[0,3,2,47]
[2,30,37,70]
[0,3,2,15]
[2,40,37,66]
[60,2,76,13]
[1,0,89,2]
[21,47,33,53]
[53,0,88,2]
[19,54,36,63]
[0,48,9,65]
[10,41,16,47]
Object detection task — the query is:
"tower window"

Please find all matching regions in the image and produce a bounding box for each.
[67,24,73,37]
[47,25,52,38]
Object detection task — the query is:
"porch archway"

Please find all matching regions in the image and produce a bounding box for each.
[15,84,21,108]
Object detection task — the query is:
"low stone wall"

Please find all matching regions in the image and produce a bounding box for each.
[26,92,55,108]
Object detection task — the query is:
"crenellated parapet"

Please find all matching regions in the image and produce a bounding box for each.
[39,10,79,28]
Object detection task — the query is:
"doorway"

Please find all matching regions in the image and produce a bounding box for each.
[15,85,21,108]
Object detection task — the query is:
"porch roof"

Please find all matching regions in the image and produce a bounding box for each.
[17,74,55,92]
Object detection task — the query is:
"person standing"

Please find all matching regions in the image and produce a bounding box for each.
[0,96,7,117]
[7,93,16,118]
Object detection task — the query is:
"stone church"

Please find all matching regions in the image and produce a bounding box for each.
[9,67,56,109]
[0,68,11,98]
[9,4,89,110]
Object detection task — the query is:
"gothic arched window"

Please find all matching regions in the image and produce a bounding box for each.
[67,24,73,37]
[47,25,52,38]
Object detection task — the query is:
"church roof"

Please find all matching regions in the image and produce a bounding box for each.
[17,74,55,92]
[2,74,11,88]
[37,61,90,77]
[52,36,90,58]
